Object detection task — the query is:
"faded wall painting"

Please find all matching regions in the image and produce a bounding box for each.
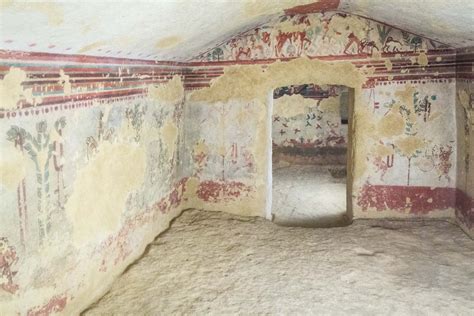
[185,10,459,221]
[0,55,190,314]
[1,7,472,316]
[194,12,447,62]
[356,81,457,215]
[271,83,350,227]
[272,84,349,165]
[182,98,260,215]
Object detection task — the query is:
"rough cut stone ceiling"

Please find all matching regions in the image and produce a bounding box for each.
[0,0,472,61]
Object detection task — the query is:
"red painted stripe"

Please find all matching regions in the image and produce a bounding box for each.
[0,94,147,119]
[0,49,181,66]
[357,184,457,215]
[23,77,170,87]
[284,0,340,15]
[0,48,456,70]
[19,88,146,108]
[183,50,455,67]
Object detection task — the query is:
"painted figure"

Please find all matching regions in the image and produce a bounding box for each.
[343,32,362,54]
[0,237,19,294]
[383,36,403,52]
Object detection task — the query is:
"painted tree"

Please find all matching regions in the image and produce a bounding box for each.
[150,108,175,184]
[376,24,392,45]
[394,136,424,185]
[410,36,423,52]
[402,32,422,52]
[6,118,66,245]
[212,47,224,61]
[53,117,67,210]
[125,103,147,142]
[26,121,53,243]
[398,102,418,136]
[217,103,232,181]
[5,127,28,248]
[192,140,209,177]
[414,92,436,122]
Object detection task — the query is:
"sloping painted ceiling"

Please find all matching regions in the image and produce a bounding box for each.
[339,0,474,48]
[0,0,472,61]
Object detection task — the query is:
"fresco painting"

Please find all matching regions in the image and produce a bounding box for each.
[0,57,187,313]
[0,7,472,316]
[183,99,259,207]
[271,84,349,165]
[194,12,447,62]
[186,11,463,221]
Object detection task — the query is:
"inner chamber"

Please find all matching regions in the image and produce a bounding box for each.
[271,83,352,227]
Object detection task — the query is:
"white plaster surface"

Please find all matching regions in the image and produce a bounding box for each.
[0,0,280,60]
[83,210,474,315]
[1,0,473,61]
[272,164,347,226]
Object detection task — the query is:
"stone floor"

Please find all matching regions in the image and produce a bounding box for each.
[84,210,474,315]
[272,164,348,227]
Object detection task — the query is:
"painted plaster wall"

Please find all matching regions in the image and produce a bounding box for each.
[0,54,193,314]
[183,11,459,220]
[194,11,449,62]
[455,47,474,237]
[181,96,262,216]
[0,7,469,316]
[357,80,456,217]
[272,84,348,165]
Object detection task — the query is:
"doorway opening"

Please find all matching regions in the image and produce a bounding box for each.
[270,83,354,227]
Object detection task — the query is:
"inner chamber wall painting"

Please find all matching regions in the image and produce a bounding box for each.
[271,84,350,226]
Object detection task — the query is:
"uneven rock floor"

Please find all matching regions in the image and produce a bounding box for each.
[84,210,474,315]
[272,165,347,226]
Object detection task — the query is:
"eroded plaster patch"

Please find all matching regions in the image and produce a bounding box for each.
[148,75,184,104]
[0,145,28,190]
[65,142,146,246]
[273,94,316,117]
[2,1,63,26]
[377,111,405,138]
[394,135,425,158]
[190,58,364,104]
[160,119,178,155]
[78,41,107,54]
[59,70,72,95]
[319,95,341,113]
[155,36,183,49]
[417,52,429,67]
[0,67,35,109]
[374,143,395,157]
